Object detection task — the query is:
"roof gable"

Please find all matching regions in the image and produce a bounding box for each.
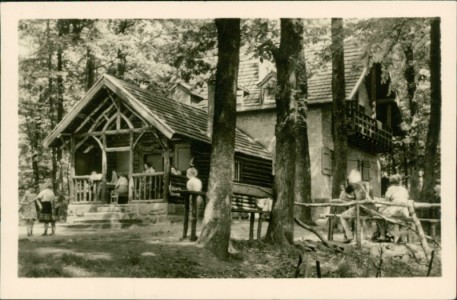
[44,75,271,160]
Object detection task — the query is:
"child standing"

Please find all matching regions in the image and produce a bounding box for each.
[19,186,40,236]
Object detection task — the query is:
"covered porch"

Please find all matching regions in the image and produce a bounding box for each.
[67,93,182,205]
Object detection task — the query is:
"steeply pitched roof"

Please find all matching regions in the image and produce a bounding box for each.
[236,44,366,110]
[307,44,365,103]
[44,75,271,160]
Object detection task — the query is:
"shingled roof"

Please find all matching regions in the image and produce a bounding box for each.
[44,74,271,160]
[236,43,366,110]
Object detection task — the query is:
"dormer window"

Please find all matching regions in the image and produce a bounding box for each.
[258,71,277,104]
[263,85,276,104]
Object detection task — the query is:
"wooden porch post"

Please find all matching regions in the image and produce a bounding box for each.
[69,136,75,203]
[162,143,170,203]
[101,134,107,203]
[128,131,133,202]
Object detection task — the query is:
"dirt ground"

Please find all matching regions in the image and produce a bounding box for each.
[18,218,441,278]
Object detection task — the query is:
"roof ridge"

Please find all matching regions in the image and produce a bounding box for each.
[107,74,209,117]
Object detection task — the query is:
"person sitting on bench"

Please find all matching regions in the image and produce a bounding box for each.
[377,174,410,242]
[339,170,375,243]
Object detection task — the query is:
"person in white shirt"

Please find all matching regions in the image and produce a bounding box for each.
[186,167,203,217]
[378,174,410,241]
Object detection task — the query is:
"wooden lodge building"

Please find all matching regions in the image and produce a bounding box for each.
[43,74,273,223]
[44,44,401,223]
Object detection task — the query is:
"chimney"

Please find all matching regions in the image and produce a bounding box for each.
[207,81,215,139]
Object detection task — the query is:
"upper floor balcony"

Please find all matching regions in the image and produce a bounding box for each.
[346,101,393,153]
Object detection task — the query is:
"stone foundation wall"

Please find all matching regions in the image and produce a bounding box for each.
[66,202,168,223]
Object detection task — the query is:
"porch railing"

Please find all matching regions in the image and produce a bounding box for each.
[73,175,102,203]
[131,172,164,201]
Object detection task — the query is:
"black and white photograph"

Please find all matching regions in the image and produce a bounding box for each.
[1,1,456,299]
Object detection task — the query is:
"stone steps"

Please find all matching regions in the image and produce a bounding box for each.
[81,211,137,221]
[96,206,128,213]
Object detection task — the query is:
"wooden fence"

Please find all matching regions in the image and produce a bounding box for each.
[294,198,440,262]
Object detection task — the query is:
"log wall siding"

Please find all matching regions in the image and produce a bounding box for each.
[236,153,272,188]
[191,141,273,190]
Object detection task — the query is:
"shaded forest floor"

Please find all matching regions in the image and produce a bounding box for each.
[18,219,441,278]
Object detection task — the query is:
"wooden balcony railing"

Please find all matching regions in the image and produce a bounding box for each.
[346,102,393,153]
[131,172,164,201]
[73,175,102,203]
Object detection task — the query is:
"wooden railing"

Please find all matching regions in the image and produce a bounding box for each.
[131,172,164,201]
[346,102,393,152]
[73,175,102,203]
[295,198,439,261]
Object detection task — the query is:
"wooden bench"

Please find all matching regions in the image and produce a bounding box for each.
[231,194,270,241]
[322,214,440,241]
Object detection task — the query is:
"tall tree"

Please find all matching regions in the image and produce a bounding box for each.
[265,19,311,245]
[330,18,349,199]
[420,18,441,208]
[198,19,240,259]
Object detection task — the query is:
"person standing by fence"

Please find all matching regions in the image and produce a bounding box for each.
[186,167,203,217]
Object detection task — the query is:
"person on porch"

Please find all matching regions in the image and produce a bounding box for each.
[89,171,102,201]
[115,174,129,204]
[144,162,156,173]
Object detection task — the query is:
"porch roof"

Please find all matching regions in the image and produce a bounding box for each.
[44,74,272,160]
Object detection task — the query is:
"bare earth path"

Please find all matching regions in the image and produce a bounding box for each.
[18,218,440,278]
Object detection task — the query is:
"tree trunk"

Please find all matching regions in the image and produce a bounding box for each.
[56,43,65,196]
[420,18,441,210]
[403,43,421,200]
[46,20,58,193]
[85,47,95,91]
[198,19,240,259]
[266,19,311,244]
[330,18,348,199]
[293,36,313,225]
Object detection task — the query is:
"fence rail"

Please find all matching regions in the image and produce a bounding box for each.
[294,198,441,209]
[294,198,439,261]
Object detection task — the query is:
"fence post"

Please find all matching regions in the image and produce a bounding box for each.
[182,192,189,239]
[355,201,362,248]
[190,193,198,241]
[407,200,431,261]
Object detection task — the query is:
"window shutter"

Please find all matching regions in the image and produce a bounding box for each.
[362,160,371,181]
[322,147,333,175]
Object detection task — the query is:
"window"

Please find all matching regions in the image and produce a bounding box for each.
[347,159,370,181]
[262,86,275,104]
[233,160,242,182]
